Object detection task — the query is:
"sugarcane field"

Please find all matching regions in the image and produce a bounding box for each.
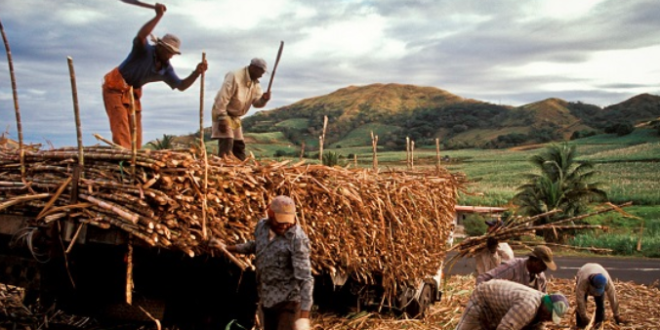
[3,1,660,330]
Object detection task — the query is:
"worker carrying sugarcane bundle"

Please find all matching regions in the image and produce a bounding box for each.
[486,218,515,260]
[575,263,627,328]
[477,245,556,292]
[103,3,208,149]
[474,223,515,275]
[455,279,569,330]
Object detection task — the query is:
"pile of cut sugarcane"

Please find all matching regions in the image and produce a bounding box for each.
[0,146,460,296]
[445,203,633,269]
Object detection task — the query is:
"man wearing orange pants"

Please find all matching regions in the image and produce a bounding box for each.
[103,3,207,148]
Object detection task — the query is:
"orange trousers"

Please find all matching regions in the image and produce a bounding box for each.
[102,68,143,149]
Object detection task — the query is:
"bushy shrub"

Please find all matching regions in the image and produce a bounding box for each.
[463,214,488,237]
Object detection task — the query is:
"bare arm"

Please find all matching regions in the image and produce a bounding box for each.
[136,3,166,46]
[175,60,208,91]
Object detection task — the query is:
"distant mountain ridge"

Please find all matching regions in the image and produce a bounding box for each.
[225,84,660,151]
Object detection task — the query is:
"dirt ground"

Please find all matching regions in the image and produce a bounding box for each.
[2,275,659,329]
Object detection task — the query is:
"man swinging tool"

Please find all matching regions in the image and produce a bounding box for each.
[103,2,207,148]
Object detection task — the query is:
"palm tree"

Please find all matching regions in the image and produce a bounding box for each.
[512,143,607,241]
[147,134,175,150]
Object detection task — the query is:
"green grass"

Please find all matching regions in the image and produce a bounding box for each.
[275,118,309,129]
[328,123,400,148]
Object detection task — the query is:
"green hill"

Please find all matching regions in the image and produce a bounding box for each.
[168,84,660,156]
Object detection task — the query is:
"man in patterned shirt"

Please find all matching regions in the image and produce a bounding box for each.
[221,195,313,330]
[476,245,556,292]
[456,280,569,330]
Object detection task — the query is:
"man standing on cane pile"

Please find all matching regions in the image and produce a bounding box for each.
[455,280,569,330]
[211,58,271,160]
[477,245,556,292]
[213,195,313,330]
[103,3,207,149]
[575,263,626,328]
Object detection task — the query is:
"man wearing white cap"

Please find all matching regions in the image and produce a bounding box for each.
[211,58,272,160]
[575,263,625,328]
[219,196,313,330]
[103,3,207,149]
[456,279,569,330]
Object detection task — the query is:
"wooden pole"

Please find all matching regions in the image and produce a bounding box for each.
[126,235,134,305]
[199,52,208,240]
[354,153,357,168]
[67,57,84,167]
[371,131,378,171]
[406,137,410,169]
[319,115,328,162]
[266,41,284,94]
[435,138,440,172]
[411,140,415,169]
[129,87,137,183]
[299,142,305,160]
[1,19,24,178]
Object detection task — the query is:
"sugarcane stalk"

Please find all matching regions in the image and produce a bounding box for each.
[319,115,328,162]
[0,193,50,211]
[435,138,440,173]
[371,131,378,171]
[128,87,138,184]
[126,235,133,305]
[199,52,208,240]
[67,57,84,168]
[0,19,24,179]
[406,136,410,169]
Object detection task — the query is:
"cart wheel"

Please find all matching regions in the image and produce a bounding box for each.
[405,283,434,318]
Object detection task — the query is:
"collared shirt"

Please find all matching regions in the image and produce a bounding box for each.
[575,263,619,321]
[211,66,267,122]
[476,249,502,275]
[477,257,547,292]
[235,219,314,310]
[468,279,546,330]
[118,37,181,89]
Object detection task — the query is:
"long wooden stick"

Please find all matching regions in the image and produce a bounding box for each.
[67,57,84,167]
[0,19,24,179]
[266,41,284,94]
[129,87,137,183]
[199,52,208,240]
[319,115,327,162]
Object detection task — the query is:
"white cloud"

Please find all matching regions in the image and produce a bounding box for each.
[510,44,660,93]
[173,0,294,30]
[294,13,406,60]
[522,0,608,20]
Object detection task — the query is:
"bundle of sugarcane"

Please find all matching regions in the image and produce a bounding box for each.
[445,202,633,269]
[0,146,461,296]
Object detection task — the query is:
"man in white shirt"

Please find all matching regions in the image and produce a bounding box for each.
[211,58,271,160]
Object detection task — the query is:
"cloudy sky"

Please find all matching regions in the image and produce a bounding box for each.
[1,0,659,147]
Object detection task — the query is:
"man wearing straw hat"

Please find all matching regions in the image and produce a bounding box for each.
[217,195,313,330]
[575,263,626,328]
[211,58,272,160]
[102,3,207,149]
[456,279,569,330]
[477,245,556,292]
